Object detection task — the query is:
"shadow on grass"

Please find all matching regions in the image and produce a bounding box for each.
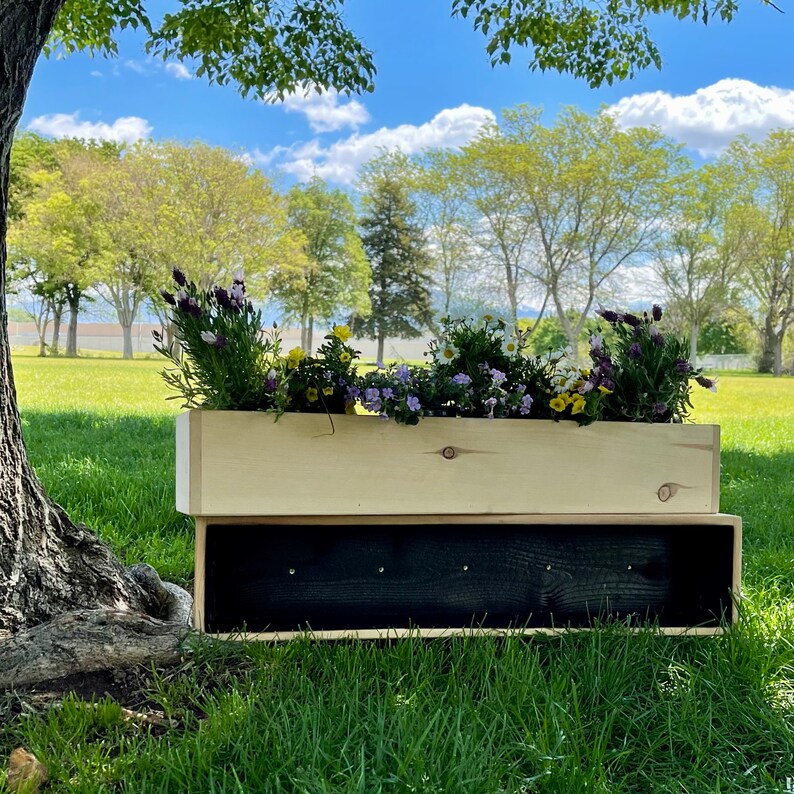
[19,409,194,587]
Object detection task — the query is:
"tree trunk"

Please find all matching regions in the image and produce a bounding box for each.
[377,331,385,364]
[774,332,783,377]
[758,316,775,374]
[121,323,133,360]
[51,300,62,354]
[307,314,314,353]
[0,0,164,635]
[689,320,699,366]
[65,286,79,357]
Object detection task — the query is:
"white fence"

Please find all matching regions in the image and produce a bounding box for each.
[696,354,755,371]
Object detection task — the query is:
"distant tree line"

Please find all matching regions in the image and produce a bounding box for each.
[8,106,794,374]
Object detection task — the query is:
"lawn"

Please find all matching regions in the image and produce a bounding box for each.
[3,351,794,793]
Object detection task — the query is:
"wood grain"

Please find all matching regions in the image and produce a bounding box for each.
[176,411,720,516]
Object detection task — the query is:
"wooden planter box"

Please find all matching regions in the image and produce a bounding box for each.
[177,411,721,516]
[176,410,740,638]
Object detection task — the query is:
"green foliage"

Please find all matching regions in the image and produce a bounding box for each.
[154,270,281,411]
[590,307,714,423]
[352,165,434,349]
[279,326,360,414]
[699,320,750,355]
[49,0,375,100]
[452,0,741,87]
[273,177,370,348]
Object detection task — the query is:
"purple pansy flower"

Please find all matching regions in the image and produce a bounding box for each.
[453,372,472,385]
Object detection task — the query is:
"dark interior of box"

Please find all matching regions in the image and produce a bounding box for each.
[202,521,735,633]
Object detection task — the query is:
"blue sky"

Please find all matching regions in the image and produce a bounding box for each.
[21,0,794,186]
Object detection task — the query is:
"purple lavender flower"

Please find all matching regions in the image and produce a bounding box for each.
[172,267,187,287]
[232,269,245,285]
[589,334,603,354]
[213,286,232,310]
[633,325,643,337]
[579,379,595,394]
[382,387,394,400]
[652,304,663,322]
[159,288,176,306]
[230,283,245,310]
[628,342,642,359]
[622,313,642,328]
[406,395,421,412]
[519,394,534,415]
[675,358,690,374]
[652,401,668,417]
[696,375,717,392]
[601,378,615,391]
[650,326,665,347]
[214,334,228,350]
[187,297,202,319]
[396,364,410,384]
[597,309,619,323]
[598,356,614,375]
[453,372,472,385]
[490,368,507,384]
[264,369,278,392]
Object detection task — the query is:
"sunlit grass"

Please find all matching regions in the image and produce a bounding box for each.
[4,355,794,793]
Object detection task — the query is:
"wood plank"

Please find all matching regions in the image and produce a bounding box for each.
[193,518,206,631]
[178,411,720,516]
[199,519,737,636]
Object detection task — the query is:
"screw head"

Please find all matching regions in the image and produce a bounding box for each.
[378,566,385,573]
[545,564,552,571]
[288,568,295,575]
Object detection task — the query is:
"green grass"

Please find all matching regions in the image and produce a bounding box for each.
[3,353,794,793]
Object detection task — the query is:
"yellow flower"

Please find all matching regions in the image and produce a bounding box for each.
[340,351,351,364]
[581,368,591,378]
[306,387,319,402]
[287,347,306,369]
[483,314,493,323]
[571,397,586,415]
[549,396,567,412]
[561,392,573,405]
[598,385,613,395]
[345,402,357,415]
[332,324,353,342]
[322,386,334,396]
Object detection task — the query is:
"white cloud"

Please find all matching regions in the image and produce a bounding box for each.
[279,87,371,133]
[28,112,153,144]
[607,78,794,157]
[165,62,192,81]
[124,59,147,75]
[89,70,103,78]
[266,104,495,184]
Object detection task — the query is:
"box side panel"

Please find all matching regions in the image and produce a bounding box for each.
[175,411,202,515]
[194,414,719,516]
[201,519,735,635]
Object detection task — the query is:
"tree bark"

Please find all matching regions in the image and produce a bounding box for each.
[0,609,191,689]
[0,0,159,635]
[50,299,62,354]
[758,316,776,374]
[121,322,133,359]
[65,284,80,357]
[377,331,385,364]
[307,314,314,353]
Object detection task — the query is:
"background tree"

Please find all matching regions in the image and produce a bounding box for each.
[87,152,161,359]
[458,120,542,325]
[653,160,740,363]
[726,132,794,376]
[353,159,434,362]
[273,176,370,351]
[414,150,479,318]
[511,107,682,355]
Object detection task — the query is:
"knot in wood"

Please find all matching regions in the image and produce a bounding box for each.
[657,484,672,502]
[442,446,457,460]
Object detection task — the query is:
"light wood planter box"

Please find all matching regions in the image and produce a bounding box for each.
[177,410,740,638]
[176,411,721,516]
